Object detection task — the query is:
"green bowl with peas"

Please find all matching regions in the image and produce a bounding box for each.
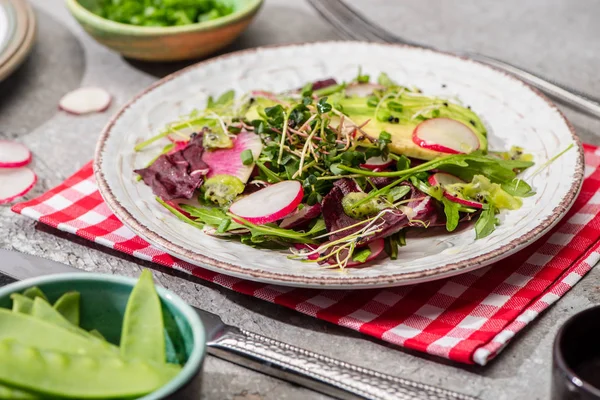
[0,271,206,399]
[65,0,263,61]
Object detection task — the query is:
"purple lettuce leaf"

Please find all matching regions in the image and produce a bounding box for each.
[135,134,209,200]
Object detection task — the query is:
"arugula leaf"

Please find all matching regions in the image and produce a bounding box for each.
[501,179,536,197]
[388,186,411,202]
[337,153,534,181]
[180,205,245,231]
[156,198,204,230]
[475,207,499,239]
[352,248,372,263]
[228,214,324,244]
[441,198,460,232]
[255,161,284,183]
[409,176,443,201]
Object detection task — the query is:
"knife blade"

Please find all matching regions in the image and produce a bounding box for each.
[0,249,478,400]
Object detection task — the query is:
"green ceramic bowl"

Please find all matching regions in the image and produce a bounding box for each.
[0,273,206,399]
[65,0,263,61]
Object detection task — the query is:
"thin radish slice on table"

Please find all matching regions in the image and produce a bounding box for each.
[202,130,263,184]
[0,167,36,204]
[413,118,480,154]
[0,141,31,168]
[59,87,111,115]
[360,156,393,170]
[428,172,484,209]
[229,180,303,225]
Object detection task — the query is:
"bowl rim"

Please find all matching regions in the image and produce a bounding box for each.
[0,272,206,399]
[64,0,263,36]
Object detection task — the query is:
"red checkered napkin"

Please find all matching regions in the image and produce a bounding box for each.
[12,144,600,365]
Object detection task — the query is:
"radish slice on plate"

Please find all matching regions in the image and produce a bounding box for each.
[229,180,303,225]
[202,130,263,184]
[0,167,37,204]
[360,156,393,170]
[59,87,111,115]
[293,243,319,261]
[0,141,32,168]
[328,239,385,267]
[413,118,480,154]
[428,172,484,209]
[428,172,464,187]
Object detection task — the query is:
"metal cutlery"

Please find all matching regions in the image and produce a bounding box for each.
[307,0,600,119]
[0,249,478,400]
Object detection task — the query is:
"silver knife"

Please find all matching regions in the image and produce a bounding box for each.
[0,249,477,400]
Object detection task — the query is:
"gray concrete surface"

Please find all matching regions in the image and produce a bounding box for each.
[1,1,600,399]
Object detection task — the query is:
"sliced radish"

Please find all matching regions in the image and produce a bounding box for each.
[59,87,112,115]
[413,118,480,154]
[428,172,465,187]
[344,83,385,97]
[293,243,319,261]
[327,239,385,267]
[0,141,31,168]
[279,203,321,229]
[229,180,303,225]
[0,167,36,204]
[201,130,263,184]
[360,156,393,170]
[428,172,484,209]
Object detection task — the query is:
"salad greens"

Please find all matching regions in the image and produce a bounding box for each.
[90,0,234,27]
[0,271,182,399]
[133,70,554,269]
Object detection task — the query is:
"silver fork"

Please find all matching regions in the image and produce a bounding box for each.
[308,0,600,119]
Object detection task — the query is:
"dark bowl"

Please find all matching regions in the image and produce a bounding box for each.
[553,306,600,400]
[0,273,206,399]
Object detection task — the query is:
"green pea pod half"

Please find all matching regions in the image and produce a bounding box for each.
[0,339,180,399]
[120,269,166,363]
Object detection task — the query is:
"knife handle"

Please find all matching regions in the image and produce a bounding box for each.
[208,328,478,400]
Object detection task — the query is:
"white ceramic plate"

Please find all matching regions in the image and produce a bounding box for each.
[94,42,584,289]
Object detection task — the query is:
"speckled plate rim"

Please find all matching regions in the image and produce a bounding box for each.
[94,41,584,288]
[0,0,35,82]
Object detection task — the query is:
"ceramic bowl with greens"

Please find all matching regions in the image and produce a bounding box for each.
[65,0,263,61]
[0,271,205,399]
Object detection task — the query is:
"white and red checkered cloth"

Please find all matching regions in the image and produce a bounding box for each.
[11,144,600,365]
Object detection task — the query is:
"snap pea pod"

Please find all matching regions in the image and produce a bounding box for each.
[10,294,33,315]
[88,329,105,340]
[31,298,119,353]
[0,309,116,357]
[120,269,165,363]
[22,287,47,301]
[0,383,38,399]
[0,339,180,399]
[52,291,80,326]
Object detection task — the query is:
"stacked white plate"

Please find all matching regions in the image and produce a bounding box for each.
[0,0,35,82]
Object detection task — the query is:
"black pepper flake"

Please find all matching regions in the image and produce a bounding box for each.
[469,120,476,127]
[443,102,448,107]
[249,97,255,104]
[394,117,400,123]
[388,116,394,122]
[441,84,447,88]
[467,105,471,110]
